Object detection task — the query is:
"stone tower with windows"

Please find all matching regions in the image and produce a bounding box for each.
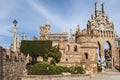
[40,21,51,40]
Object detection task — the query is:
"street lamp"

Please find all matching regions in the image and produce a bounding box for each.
[13,19,18,26]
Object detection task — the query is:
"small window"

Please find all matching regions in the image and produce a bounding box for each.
[68,45,70,51]
[85,53,88,59]
[74,45,77,52]
[66,59,68,61]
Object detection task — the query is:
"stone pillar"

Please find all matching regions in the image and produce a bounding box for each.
[22,33,26,40]
[17,34,20,49]
[13,20,18,52]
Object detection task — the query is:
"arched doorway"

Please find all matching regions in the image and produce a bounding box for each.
[104,41,112,69]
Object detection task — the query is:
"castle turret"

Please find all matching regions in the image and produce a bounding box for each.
[13,20,17,52]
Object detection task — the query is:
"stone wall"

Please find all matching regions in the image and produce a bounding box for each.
[0,46,26,80]
[22,74,91,80]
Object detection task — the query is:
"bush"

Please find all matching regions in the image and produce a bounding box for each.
[27,62,85,75]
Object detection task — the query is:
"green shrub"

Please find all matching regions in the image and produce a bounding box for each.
[27,62,85,75]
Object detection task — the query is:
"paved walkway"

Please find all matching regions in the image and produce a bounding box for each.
[89,72,120,80]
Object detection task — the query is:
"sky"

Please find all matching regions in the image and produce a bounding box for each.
[0,0,120,49]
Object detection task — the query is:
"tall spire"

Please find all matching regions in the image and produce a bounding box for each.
[101,3,105,14]
[95,2,98,17]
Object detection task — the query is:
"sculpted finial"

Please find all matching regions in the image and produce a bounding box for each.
[102,3,105,14]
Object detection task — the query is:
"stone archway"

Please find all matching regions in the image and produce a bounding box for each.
[97,40,113,69]
[104,41,112,69]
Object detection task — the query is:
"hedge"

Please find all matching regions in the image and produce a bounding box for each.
[27,62,86,75]
[20,40,52,57]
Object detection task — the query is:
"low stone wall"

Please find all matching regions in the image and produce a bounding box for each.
[22,74,91,80]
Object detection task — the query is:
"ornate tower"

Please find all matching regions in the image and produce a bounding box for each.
[86,2,115,69]
[13,20,17,52]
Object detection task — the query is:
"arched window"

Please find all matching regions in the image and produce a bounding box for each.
[74,45,77,52]
[6,55,9,61]
[85,53,88,59]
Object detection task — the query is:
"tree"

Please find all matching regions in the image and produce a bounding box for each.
[48,47,61,63]
[20,40,52,63]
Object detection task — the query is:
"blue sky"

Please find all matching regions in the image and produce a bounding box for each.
[0,0,120,48]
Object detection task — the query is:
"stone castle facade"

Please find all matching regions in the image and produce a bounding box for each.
[6,2,120,76]
[58,2,120,74]
[40,22,68,46]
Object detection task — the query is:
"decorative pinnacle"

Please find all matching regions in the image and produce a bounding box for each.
[102,3,105,13]
[13,19,18,26]
[95,1,98,11]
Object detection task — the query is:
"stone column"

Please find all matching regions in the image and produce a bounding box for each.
[13,20,18,52]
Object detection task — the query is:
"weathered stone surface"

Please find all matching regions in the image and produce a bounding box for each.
[0,46,26,80]
[21,74,91,80]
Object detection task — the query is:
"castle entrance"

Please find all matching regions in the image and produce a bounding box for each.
[97,41,113,72]
[104,41,112,69]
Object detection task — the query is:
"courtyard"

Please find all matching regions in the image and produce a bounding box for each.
[89,72,120,80]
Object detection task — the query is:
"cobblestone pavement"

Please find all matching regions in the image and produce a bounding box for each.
[88,72,120,80]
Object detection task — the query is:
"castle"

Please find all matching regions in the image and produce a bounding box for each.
[58,2,120,74]
[8,2,120,75]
